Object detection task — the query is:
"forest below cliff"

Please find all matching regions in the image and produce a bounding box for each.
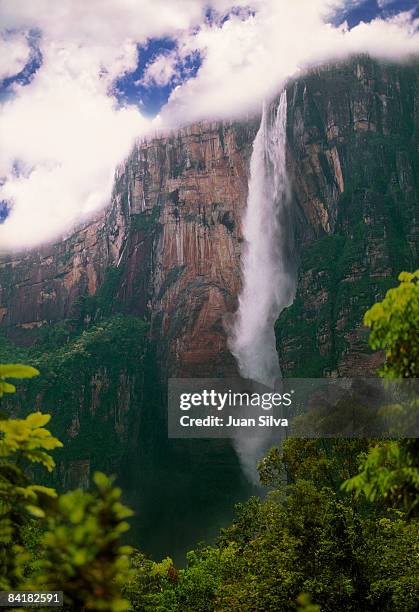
[0,270,418,611]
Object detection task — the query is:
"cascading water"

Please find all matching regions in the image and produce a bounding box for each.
[229,90,296,388]
[228,90,297,482]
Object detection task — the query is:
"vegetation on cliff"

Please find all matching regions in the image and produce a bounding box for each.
[277,58,418,378]
[0,313,149,486]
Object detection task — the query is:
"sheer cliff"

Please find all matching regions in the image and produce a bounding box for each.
[277,56,418,376]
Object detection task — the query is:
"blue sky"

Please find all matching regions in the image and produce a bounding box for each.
[337,0,419,28]
[113,38,201,117]
[0,29,42,95]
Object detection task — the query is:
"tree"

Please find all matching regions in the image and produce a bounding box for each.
[0,364,61,589]
[364,270,419,379]
[0,409,61,590]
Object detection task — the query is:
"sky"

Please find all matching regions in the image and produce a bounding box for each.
[0,0,418,251]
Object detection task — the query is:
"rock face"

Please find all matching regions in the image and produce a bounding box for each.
[0,116,261,562]
[0,202,125,344]
[277,56,418,376]
[122,119,259,376]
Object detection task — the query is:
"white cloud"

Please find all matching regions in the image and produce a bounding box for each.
[0,32,30,80]
[0,0,206,48]
[0,44,151,249]
[0,0,418,250]
[141,51,179,87]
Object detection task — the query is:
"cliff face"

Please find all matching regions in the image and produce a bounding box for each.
[0,199,125,344]
[0,116,261,561]
[277,57,418,376]
[117,119,259,376]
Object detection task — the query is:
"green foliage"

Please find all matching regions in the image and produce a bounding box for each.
[275,234,345,377]
[364,270,419,378]
[75,266,126,322]
[34,315,148,375]
[0,315,149,473]
[342,440,419,517]
[123,552,179,611]
[0,364,134,610]
[130,207,161,233]
[0,412,63,472]
[126,476,417,611]
[124,428,417,611]
[0,416,60,588]
[121,269,418,612]
[0,365,60,589]
[260,438,370,494]
[0,334,30,365]
[296,593,321,612]
[29,472,133,612]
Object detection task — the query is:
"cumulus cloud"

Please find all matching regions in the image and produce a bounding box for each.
[0,32,31,80]
[0,0,206,49]
[0,40,147,250]
[0,0,418,250]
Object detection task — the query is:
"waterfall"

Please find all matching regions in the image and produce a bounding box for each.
[227,91,296,484]
[229,90,296,389]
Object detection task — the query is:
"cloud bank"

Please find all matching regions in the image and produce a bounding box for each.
[160,2,419,124]
[0,0,418,250]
